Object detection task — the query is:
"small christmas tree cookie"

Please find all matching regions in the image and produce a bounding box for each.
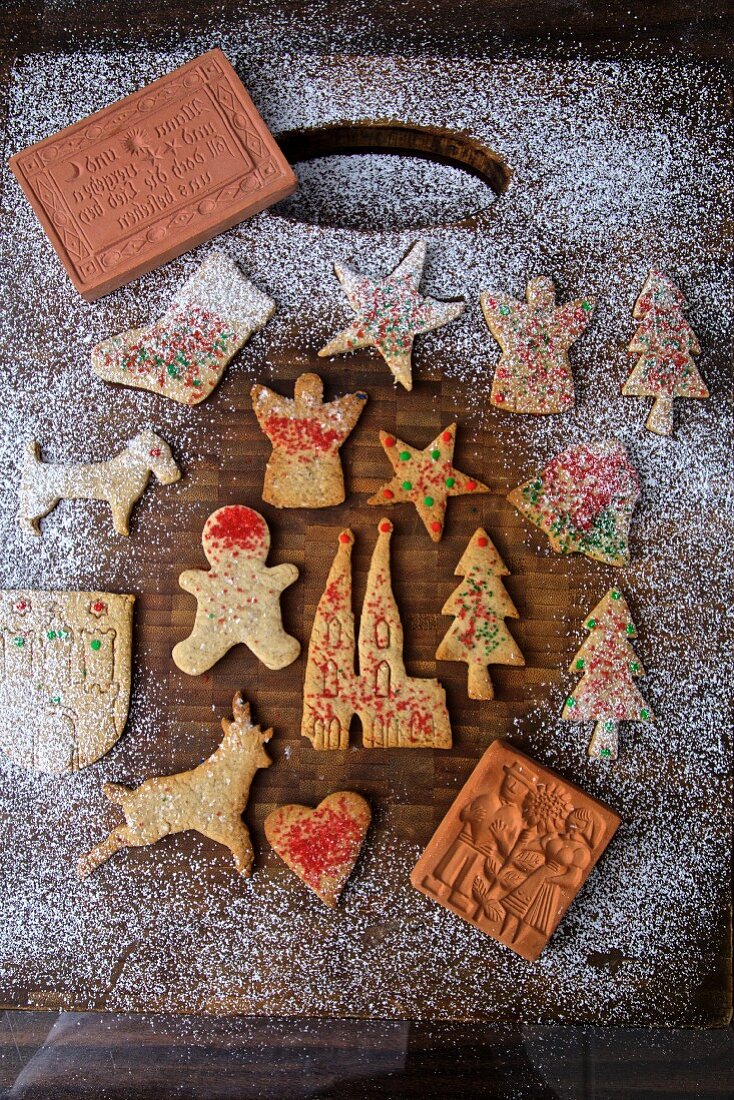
[481,277,595,414]
[368,423,488,542]
[318,240,465,391]
[507,438,640,566]
[435,528,525,699]
[622,270,708,436]
[562,588,653,760]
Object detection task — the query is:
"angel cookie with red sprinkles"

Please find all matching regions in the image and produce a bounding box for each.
[172,505,300,675]
[368,423,488,541]
[318,239,465,391]
[481,276,595,413]
[265,792,371,907]
[507,438,640,566]
[251,372,367,508]
[92,252,275,406]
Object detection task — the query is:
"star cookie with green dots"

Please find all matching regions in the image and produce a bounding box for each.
[367,423,488,541]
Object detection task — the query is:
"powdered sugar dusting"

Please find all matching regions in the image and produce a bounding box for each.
[0,42,731,1025]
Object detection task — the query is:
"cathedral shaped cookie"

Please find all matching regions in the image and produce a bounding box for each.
[92,252,275,406]
[481,277,595,414]
[78,693,272,880]
[507,438,640,566]
[368,423,489,541]
[172,505,299,675]
[251,373,367,508]
[436,528,524,699]
[318,240,465,391]
[265,791,371,907]
[301,520,452,750]
[622,270,708,436]
[562,588,653,761]
[0,590,133,774]
[18,429,181,537]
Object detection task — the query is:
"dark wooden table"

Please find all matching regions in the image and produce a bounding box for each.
[0,1,732,1096]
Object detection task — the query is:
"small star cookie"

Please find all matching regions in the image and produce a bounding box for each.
[318,240,465,391]
[367,423,489,541]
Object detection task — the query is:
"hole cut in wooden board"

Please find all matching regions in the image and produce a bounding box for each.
[275,121,510,229]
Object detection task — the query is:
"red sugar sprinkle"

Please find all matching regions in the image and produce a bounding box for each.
[431,521,442,532]
[339,532,351,543]
[383,488,394,499]
[477,536,488,547]
[379,521,392,533]
[384,436,396,447]
[204,506,267,551]
[466,480,477,491]
[442,431,452,443]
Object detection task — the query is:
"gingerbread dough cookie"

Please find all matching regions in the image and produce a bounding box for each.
[318,240,465,391]
[251,373,367,508]
[265,791,371,907]
[436,528,524,699]
[92,252,275,406]
[507,438,640,566]
[481,277,595,414]
[78,693,272,879]
[172,505,300,675]
[368,423,488,541]
[18,429,180,537]
[0,590,133,774]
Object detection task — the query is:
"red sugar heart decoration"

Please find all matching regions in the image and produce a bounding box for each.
[264,791,371,907]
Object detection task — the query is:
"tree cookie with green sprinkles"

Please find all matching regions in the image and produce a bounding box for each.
[562,588,653,761]
[318,239,465,391]
[92,252,275,406]
[435,528,525,699]
[507,438,640,566]
[481,276,596,414]
[367,423,488,541]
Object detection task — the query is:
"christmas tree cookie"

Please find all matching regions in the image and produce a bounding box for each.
[622,270,708,436]
[318,240,465,391]
[251,373,368,508]
[172,505,300,675]
[481,277,595,414]
[562,589,653,760]
[436,528,524,699]
[368,423,488,542]
[92,252,275,406]
[507,439,640,566]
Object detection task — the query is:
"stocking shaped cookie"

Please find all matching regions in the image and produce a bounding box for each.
[92,252,275,406]
[172,505,300,675]
[251,373,367,507]
[265,792,371,906]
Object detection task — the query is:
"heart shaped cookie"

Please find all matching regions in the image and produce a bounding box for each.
[264,792,371,907]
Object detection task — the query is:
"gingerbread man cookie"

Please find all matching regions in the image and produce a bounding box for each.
[318,240,465,391]
[481,277,595,414]
[367,423,489,541]
[251,373,367,508]
[172,505,300,675]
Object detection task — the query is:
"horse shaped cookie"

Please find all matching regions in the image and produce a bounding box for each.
[18,429,181,537]
[78,693,272,879]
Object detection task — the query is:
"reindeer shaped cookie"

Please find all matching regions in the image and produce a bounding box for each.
[18,428,181,536]
[78,693,272,880]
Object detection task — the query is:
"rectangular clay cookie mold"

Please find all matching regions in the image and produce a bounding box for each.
[411,740,621,961]
[8,48,296,300]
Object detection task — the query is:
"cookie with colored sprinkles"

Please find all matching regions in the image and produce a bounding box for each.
[562,588,653,761]
[507,438,640,566]
[481,276,595,414]
[265,792,371,907]
[172,505,300,675]
[251,372,367,508]
[91,252,275,406]
[318,239,465,391]
[367,423,488,541]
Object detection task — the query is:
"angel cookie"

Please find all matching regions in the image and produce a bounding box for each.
[251,373,367,508]
[78,693,272,879]
[92,252,275,406]
[368,423,488,541]
[172,505,299,675]
[318,240,465,391]
[481,277,595,413]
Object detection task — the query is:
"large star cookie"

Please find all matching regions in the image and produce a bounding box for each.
[318,240,465,391]
[368,423,488,541]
